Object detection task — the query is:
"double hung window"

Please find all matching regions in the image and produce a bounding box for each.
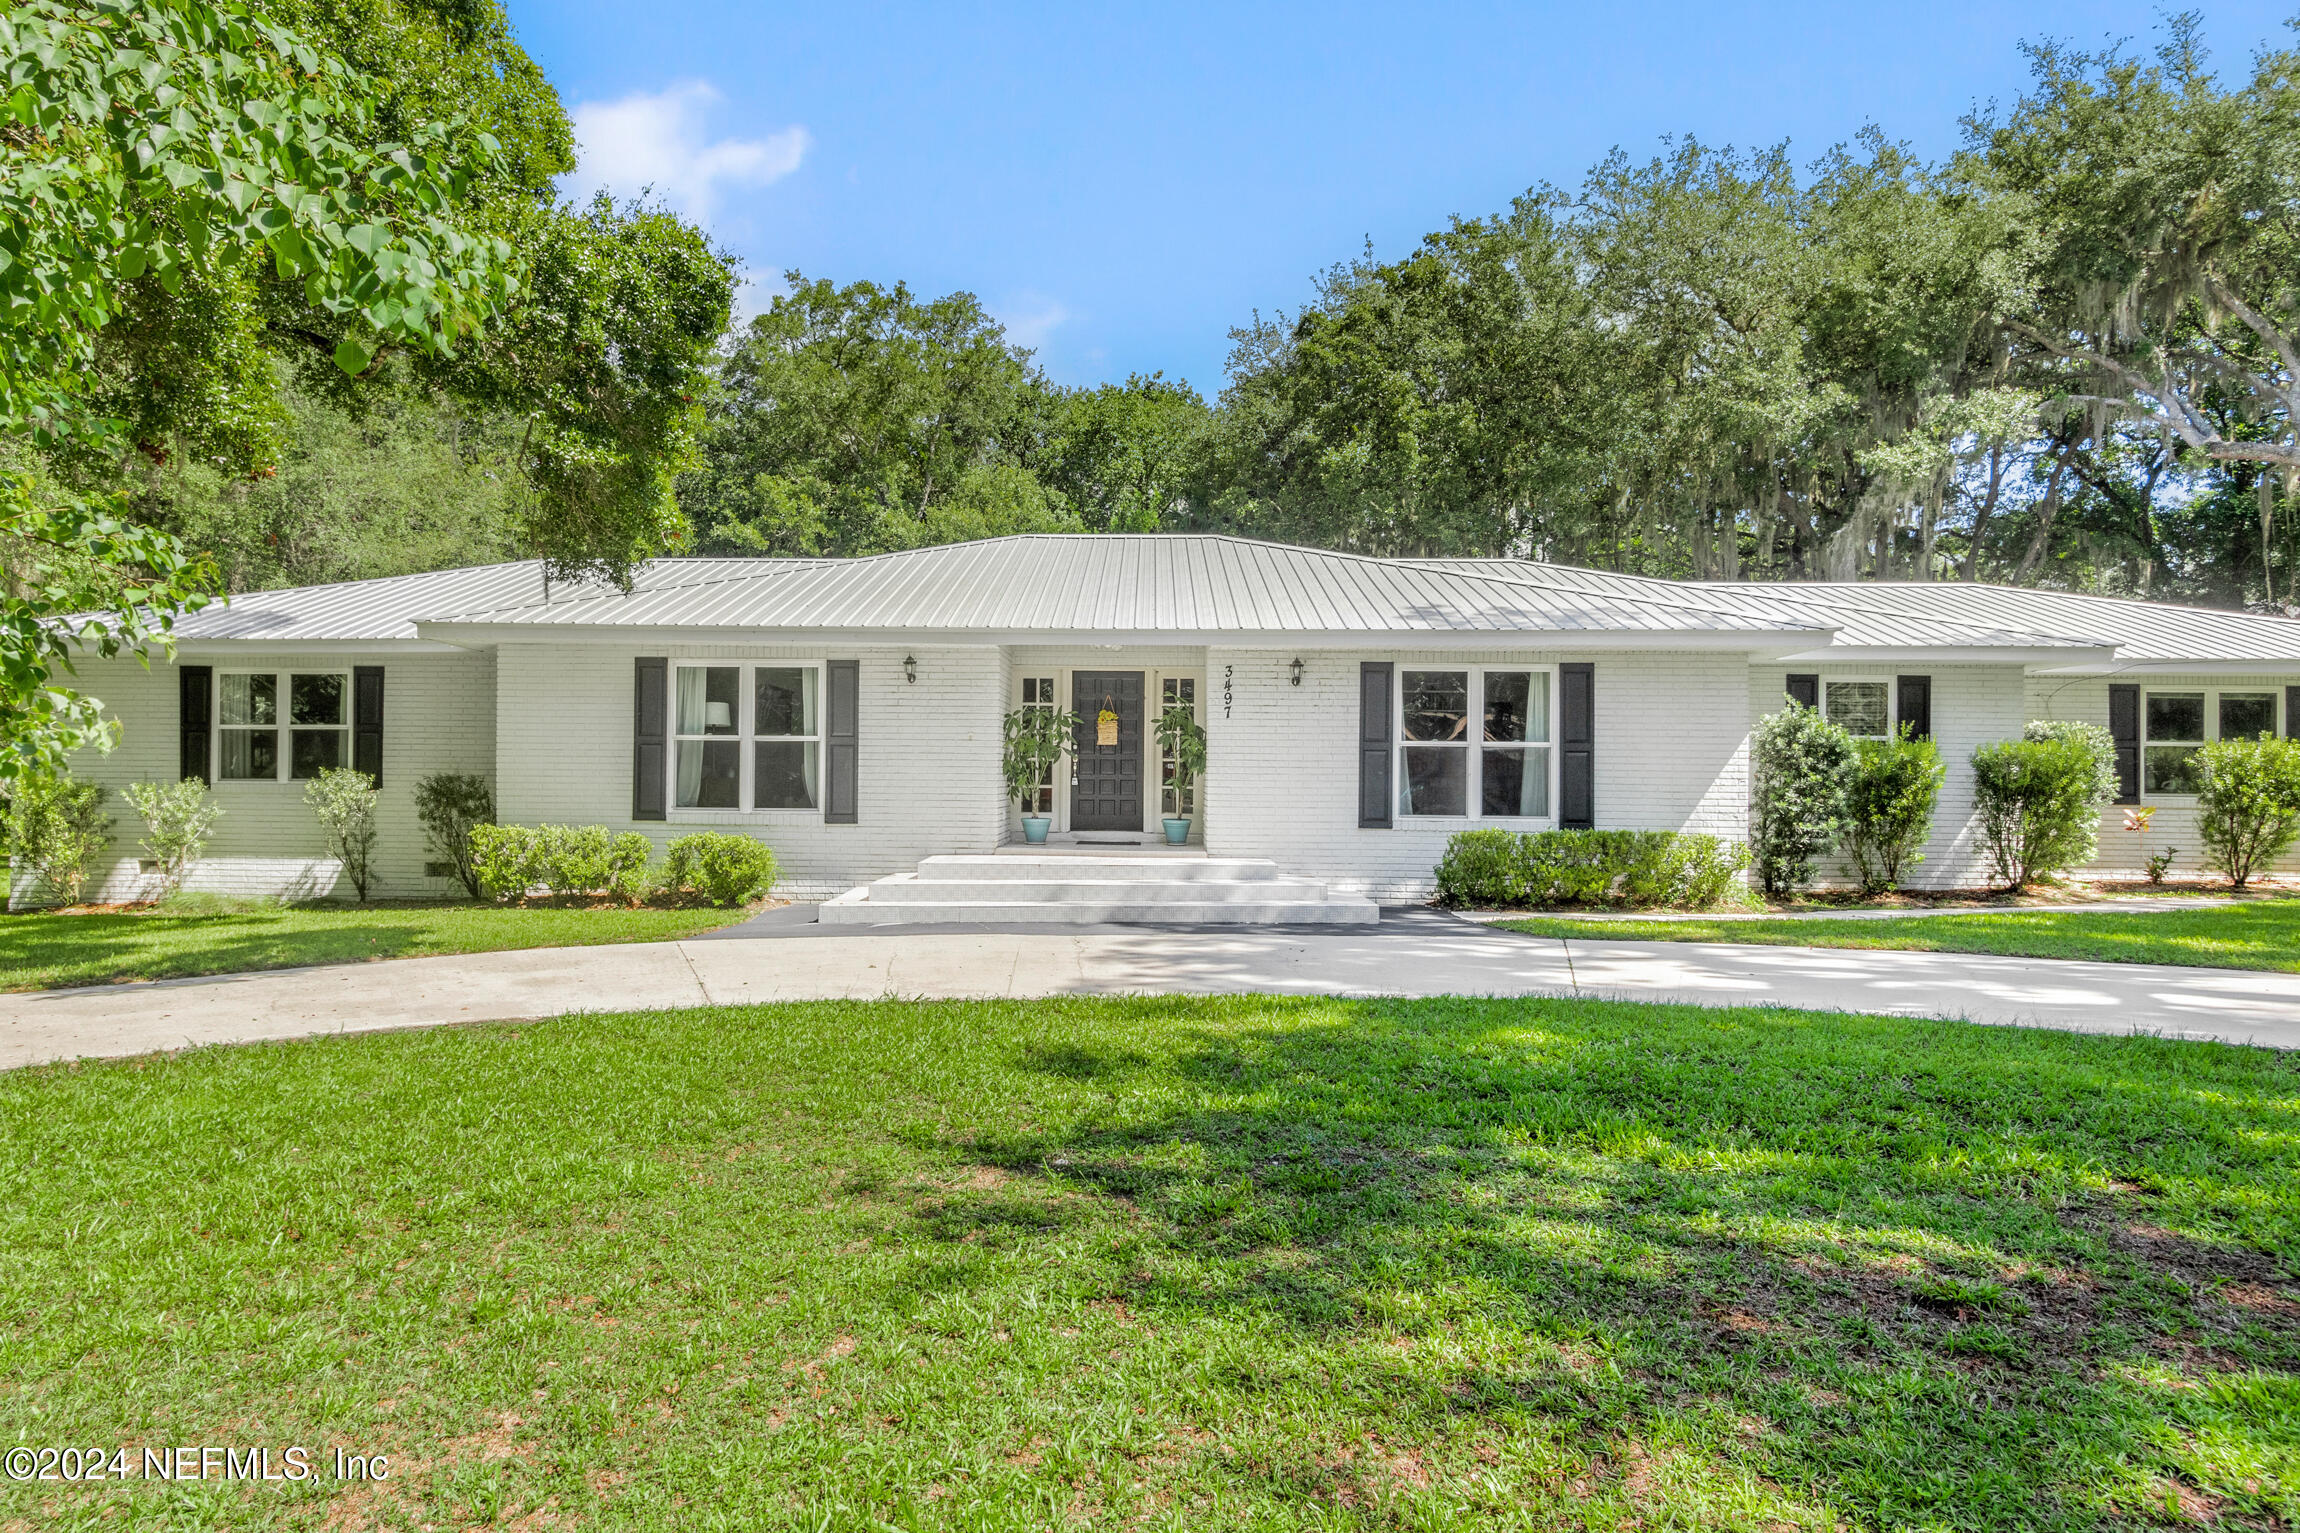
[673,663,821,812]
[2145,689,2281,796]
[1398,668,1552,819]
[1823,680,1890,740]
[218,671,347,780]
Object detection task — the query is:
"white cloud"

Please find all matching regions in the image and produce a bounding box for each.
[730,269,786,325]
[994,292,1071,352]
[567,82,808,225]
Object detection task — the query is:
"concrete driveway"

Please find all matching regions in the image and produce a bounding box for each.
[3,908,2294,1071]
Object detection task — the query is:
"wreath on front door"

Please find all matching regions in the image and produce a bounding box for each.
[1096,707,1119,746]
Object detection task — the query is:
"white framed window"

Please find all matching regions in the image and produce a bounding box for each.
[672,662,822,814]
[1397,666,1554,820]
[1159,674,1198,816]
[217,670,347,781]
[1018,675,1057,814]
[1823,679,1891,740]
[2145,688,2281,797]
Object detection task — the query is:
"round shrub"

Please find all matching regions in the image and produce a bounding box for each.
[2196,734,2300,888]
[662,832,778,908]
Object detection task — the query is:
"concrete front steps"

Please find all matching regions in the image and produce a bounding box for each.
[818,851,1379,926]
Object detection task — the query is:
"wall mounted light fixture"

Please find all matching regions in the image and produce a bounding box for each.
[1289,657,1304,687]
[903,654,917,684]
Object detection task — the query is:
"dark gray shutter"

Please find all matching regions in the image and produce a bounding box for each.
[825,659,858,824]
[352,665,384,787]
[2108,683,2140,804]
[1358,661,1393,828]
[1895,675,1931,742]
[2288,685,2299,738]
[179,664,212,785]
[633,657,668,821]
[1785,673,1820,710]
[1560,661,1594,830]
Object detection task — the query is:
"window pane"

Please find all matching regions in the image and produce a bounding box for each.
[756,667,817,737]
[290,729,343,779]
[676,739,740,808]
[2147,693,2204,742]
[677,667,740,735]
[290,673,343,725]
[755,740,819,809]
[1483,746,1550,816]
[220,729,277,780]
[2145,744,2204,795]
[1826,681,1889,737]
[2221,693,2276,740]
[1401,746,1467,815]
[1401,671,1468,742]
[1483,671,1549,743]
[1163,676,1196,706]
[220,674,275,726]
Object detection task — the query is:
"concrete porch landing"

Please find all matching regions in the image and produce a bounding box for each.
[819,852,1380,926]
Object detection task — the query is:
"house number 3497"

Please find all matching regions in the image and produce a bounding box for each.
[1222,664,1233,718]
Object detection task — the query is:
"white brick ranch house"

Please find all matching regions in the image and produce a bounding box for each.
[30,534,2300,914]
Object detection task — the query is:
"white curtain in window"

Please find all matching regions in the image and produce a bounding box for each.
[676,667,709,735]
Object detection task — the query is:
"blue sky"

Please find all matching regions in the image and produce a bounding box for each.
[511,1,2296,397]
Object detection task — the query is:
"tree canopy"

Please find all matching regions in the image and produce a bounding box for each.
[1,0,734,780]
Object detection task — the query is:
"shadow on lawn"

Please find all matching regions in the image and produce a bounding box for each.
[0,908,445,989]
[939,1005,2300,1529]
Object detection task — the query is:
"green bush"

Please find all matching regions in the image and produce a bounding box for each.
[1971,735,2113,889]
[1434,828,1748,909]
[1433,829,1527,906]
[304,768,379,901]
[467,824,652,903]
[5,775,112,906]
[2195,734,2300,888]
[661,832,779,907]
[2021,720,2118,868]
[1840,728,1945,894]
[468,823,543,900]
[121,777,221,895]
[412,772,493,898]
[1751,703,1856,897]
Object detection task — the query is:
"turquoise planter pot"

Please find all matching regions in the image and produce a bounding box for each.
[1162,817,1191,845]
[1021,815,1051,844]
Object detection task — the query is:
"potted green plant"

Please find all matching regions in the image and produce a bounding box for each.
[1002,704,1077,844]
[1155,702,1206,845]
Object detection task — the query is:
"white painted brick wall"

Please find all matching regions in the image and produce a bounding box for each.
[493,643,1005,900]
[11,649,496,906]
[1206,648,1752,901]
[2028,671,2300,879]
[1749,664,2025,889]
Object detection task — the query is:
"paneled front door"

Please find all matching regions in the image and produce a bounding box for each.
[1071,671,1144,832]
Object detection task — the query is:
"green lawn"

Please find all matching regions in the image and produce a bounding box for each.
[1499,898,2300,972]
[1,996,2293,1530]
[0,899,751,991]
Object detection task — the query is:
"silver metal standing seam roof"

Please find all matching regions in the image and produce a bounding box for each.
[413,536,1828,638]
[1410,559,2112,653]
[142,533,2300,665]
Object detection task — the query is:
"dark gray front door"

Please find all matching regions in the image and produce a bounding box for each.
[1071,671,1144,832]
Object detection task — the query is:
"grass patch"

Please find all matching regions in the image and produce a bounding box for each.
[1499,899,2300,972]
[0,898,750,991]
[1,995,2295,1529]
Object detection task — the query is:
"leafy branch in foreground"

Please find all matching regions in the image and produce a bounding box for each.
[0,0,520,780]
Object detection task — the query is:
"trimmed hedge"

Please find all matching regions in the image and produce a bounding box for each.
[1434,828,1749,910]
[469,824,653,903]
